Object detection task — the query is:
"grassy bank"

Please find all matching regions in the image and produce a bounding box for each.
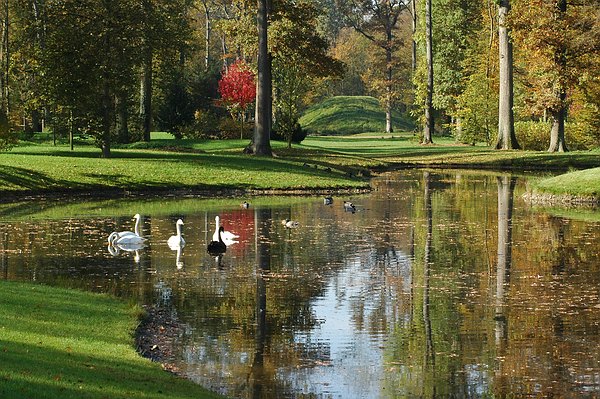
[529,167,600,201]
[2,134,600,199]
[0,281,225,399]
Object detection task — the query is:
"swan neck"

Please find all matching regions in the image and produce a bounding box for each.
[134,216,141,236]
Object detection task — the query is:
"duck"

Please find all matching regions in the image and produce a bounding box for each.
[167,219,185,248]
[241,201,250,209]
[324,196,333,205]
[343,201,356,213]
[107,214,144,244]
[213,216,239,243]
[282,219,299,228]
[207,226,227,256]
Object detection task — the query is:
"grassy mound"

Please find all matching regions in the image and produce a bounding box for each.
[299,96,414,135]
[0,281,225,399]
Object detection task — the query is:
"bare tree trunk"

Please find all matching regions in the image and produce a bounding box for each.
[496,0,520,149]
[547,0,568,153]
[101,78,112,158]
[140,48,152,142]
[252,0,272,156]
[140,0,152,142]
[202,0,211,70]
[116,91,129,144]
[385,30,393,133]
[548,91,568,152]
[422,0,434,144]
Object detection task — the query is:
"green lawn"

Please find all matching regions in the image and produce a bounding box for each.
[0,281,225,399]
[3,133,600,200]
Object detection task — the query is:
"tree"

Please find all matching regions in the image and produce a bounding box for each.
[496,0,520,149]
[431,0,481,137]
[336,0,410,133]
[512,0,600,152]
[422,0,434,144]
[253,0,272,156]
[218,59,256,138]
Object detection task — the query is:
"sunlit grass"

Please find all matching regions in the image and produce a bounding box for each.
[531,167,600,198]
[0,281,225,399]
[3,134,600,199]
[298,96,415,134]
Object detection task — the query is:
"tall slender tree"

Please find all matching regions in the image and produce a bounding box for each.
[496,0,520,149]
[422,0,434,144]
[253,0,272,155]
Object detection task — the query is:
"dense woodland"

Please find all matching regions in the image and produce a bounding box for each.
[0,0,598,156]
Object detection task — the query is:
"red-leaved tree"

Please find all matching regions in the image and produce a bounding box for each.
[218,60,256,138]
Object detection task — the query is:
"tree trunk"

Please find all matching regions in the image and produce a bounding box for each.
[385,28,393,133]
[140,0,152,142]
[496,0,520,150]
[202,0,211,70]
[100,76,112,158]
[31,109,42,132]
[547,0,568,153]
[140,47,152,142]
[548,94,568,152]
[252,0,272,156]
[422,0,434,144]
[116,91,129,144]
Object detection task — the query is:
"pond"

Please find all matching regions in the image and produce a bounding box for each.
[1,170,600,398]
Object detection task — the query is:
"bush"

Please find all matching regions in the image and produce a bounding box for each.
[272,123,308,145]
[515,120,599,151]
[515,121,551,151]
[218,118,253,139]
[181,109,220,139]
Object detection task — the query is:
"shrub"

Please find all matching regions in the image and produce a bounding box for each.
[182,109,221,139]
[516,120,599,151]
[272,123,308,146]
[515,121,551,151]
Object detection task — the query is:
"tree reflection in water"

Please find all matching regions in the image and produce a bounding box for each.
[1,171,600,398]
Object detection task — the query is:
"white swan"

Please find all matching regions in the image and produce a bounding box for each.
[167,219,185,248]
[107,214,144,244]
[212,216,239,245]
[282,219,299,228]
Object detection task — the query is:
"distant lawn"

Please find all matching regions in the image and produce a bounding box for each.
[3,133,600,199]
[0,281,225,399]
[299,96,415,135]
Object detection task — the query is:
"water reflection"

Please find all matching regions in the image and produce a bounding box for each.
[1,171,600,398]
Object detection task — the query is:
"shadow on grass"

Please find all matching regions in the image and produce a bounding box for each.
[0,281,225,399]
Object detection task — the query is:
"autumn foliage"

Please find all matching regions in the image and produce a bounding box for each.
[218,60,256,118]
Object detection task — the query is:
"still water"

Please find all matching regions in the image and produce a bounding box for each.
[1,170,600,398]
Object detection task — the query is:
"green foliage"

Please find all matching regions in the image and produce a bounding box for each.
[431,0,482,115]
[299,96,415,135]
[0,109,17,150]
[514,121,551,151]
[272,123,308,146]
